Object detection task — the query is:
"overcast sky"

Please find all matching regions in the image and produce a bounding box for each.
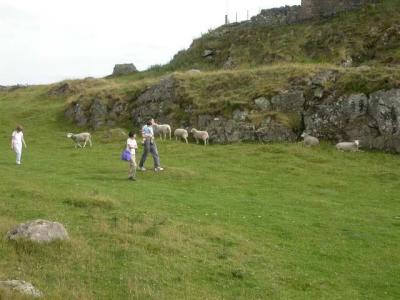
[0,0,300,85]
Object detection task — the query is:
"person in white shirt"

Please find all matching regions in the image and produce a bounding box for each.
[127,131,138,181]
[11,125,27,165]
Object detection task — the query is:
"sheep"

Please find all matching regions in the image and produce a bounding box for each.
[191,128,209,145]
[67,132,92,148]
[301,132,320,147]
[153,124,172,140]
[174,128,188,144]
[336,140,360,152]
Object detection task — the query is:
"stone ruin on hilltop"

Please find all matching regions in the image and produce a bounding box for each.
[250,0,378,26]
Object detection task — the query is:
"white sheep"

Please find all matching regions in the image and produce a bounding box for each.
[301,132,320,147]
[336,140,360,152]
[67,132,92,148]
[174,128,189,144]
[153,124,172,140]
[191,128,209,145]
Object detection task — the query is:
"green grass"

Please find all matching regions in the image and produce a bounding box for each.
[0,83,399,299]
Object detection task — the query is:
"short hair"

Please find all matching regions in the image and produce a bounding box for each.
[128,131,135,138]
[16,125,23,132]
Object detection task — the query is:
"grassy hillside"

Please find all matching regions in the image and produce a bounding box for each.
[166,0,400,71]
[0,80,400,299]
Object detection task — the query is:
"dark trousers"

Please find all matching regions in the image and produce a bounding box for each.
[139,140,161,168]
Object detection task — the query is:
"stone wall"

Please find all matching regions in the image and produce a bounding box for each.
[249,0,378,27]
[250,6,303,26]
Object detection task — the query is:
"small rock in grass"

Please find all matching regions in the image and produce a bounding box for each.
[0,280,42,298]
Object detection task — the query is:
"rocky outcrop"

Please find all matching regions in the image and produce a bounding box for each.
[64,101,88,127]
[112,63,138,76]
[64,72,400,152]
[304,89,400,152]
[0,280,42,298]
[197,115,255,143]
[48,82,77,96]
[131,76,180,127]
[89,99,108,129]
[6,219,69,243]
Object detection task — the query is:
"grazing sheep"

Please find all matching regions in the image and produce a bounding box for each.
[301,132,320,147]
[336,140,360,152]
[67,132,92,148]
[174,128,188,144]
[191,128,209,145]
[153,124,172,140]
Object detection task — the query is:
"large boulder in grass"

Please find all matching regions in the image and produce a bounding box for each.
[6,220,69,243]
[112,63,138,76]
[0,280,42,298]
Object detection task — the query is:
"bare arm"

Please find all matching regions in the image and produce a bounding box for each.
[22,136,27,148]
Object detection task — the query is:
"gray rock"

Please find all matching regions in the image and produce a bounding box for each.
[232,109,248,121]
[202,49,215,58]
[342,57,353,68]
[108,101,128,122]
[112,63,138,76]
[222,56,235,69]
[0,280,42,298]
[270,90,305,114]
[197,115,255,143]
[132,76,177,127]
[256,121,297,142]
[6,219,69,243]
[369,89,400,136]
[311,70,338,86]
[89,99,108,129]
[303,92,387,149]
[254,97,272,111]
[64,101,88,127]
[48,82,76,96]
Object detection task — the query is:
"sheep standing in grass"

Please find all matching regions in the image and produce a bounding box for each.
[67,132,92,148]
[153,124,171,141]
[191,128,209,145]
[336,140,360,152]
[301,132,320,147]
[174,128,188,144]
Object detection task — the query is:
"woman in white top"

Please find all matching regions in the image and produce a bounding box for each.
[11,125,27,165]
[127,131,138,181]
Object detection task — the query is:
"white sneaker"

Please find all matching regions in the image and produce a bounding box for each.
[138,167,146,171]
[154,167,164,171]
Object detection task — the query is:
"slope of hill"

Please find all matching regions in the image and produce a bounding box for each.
[0,78,400,299]
[167,0,400,71]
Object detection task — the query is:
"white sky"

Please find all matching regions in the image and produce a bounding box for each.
[0,0,300,85]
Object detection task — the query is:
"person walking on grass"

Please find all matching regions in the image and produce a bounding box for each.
[127,131,138,181]
[138,118,164,172]
[11,125,27,165]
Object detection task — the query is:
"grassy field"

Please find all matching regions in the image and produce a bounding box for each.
[0,86,399,299]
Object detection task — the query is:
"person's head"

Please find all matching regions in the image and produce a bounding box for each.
[128,131,136,138]
[16,125,23,132]
[146,118,154,126]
